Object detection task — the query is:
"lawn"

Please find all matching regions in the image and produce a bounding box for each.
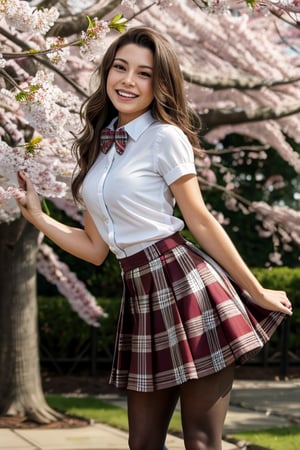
[47,394,182,434]
[227,427,300,450]
[46,395,300,450]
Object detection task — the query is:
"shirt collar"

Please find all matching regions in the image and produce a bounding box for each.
[108,111,156,142]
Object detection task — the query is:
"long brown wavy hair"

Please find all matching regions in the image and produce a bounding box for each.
[71,26,200,203]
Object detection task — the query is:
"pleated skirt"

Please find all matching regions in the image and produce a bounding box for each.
[109,232,285,392]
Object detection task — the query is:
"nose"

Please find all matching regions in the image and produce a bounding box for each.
[122,70,135,86]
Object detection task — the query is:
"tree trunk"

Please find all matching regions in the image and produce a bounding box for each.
[0,217,62,423]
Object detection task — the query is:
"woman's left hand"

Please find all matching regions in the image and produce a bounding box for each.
[251,288,292,316]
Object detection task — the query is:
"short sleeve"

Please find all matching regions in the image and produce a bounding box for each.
[154,125,196,185]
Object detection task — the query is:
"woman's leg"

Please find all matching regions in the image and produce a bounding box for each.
[180,365,235,450]
[127,386,179,450]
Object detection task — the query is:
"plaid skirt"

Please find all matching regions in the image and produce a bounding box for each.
[109,232,285,392]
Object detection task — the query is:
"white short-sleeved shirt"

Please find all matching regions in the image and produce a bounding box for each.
[82,110,196,258]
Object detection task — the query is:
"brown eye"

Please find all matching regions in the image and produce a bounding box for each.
[139,71,152,78]
[113,63,126,71]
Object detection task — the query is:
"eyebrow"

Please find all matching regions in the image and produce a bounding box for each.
[113,57,153,70]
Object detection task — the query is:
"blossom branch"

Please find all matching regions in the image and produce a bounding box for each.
[37,243,106,327]
[0,68,20,91]
[182,69,300,90]
[196,171,252,206]
[126,1,157,21]
[0,26,88,97]
[199,103,300,128]
[196,171,300,262]
[47,0,120,37]
[204,144,268,155]
[191,0,300,20]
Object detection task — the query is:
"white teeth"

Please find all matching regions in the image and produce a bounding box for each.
[118,90,136,98]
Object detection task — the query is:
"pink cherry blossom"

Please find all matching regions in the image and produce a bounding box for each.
[37,243,106,326]
[0,0,59,33]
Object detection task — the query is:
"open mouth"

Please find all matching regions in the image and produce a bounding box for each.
[117,90,138,99]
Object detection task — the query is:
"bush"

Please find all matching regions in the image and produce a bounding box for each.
[252,266,300,362]
[38,295,121,374]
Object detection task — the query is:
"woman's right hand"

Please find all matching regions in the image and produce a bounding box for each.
[16,171,43,225]
[15,172,109,266]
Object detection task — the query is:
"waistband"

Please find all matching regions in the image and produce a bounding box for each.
[119,232,186,271]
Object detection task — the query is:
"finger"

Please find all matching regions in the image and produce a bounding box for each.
[283,306,293,316]
[281,293,292,310]
[18,172,35,192]
[17,171,27,189]
[280,303,293,316]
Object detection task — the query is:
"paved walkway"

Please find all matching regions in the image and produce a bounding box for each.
[1,378,300,450]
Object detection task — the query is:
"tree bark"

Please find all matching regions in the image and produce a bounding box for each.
[0,217,62,423]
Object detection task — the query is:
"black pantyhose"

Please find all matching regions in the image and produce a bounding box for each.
[127,386,179,450]
[180,364,234,450]
[127,364,235,450]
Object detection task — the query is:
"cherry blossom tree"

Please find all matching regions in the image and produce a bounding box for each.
[0,0,300,423]
[0,0,124,423]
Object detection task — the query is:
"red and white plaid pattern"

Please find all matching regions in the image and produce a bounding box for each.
[109,233,285,392]
[100,127,128,155]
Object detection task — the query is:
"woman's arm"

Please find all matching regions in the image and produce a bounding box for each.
[16,172,109,265]
[170,174,292,315]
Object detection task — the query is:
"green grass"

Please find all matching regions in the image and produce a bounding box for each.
[46,395,129,430]
[227,427,300,450]
[47,395,300,450]
[46,394,182,433]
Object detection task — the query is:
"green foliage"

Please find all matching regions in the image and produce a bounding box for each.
[253,267,300,354]
[253,267,300,300]
[109,13,127,33]
[25,135,43,155]
[15,84,40,101]
[38,296,91,359]
[38,295,121,365]
[86,15,96,32]
[245,0,256,7]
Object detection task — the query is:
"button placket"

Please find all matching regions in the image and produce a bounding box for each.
[98,151,115,229]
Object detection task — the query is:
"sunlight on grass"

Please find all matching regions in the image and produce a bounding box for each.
[47,394,183,433]
[230,426,300,450]
[47,395,129,431]
[168,412,182,433]
[47,395,300,450]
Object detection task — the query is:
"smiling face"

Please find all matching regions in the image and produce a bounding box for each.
[106,43,154,127]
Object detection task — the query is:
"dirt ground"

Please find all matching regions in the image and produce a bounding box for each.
[0,370,119,430]
[0,365,299,430]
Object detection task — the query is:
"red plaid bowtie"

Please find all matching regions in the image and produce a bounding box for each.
[100,127,129,155]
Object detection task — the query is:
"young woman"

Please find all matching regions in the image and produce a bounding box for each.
[17,27,292,450]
